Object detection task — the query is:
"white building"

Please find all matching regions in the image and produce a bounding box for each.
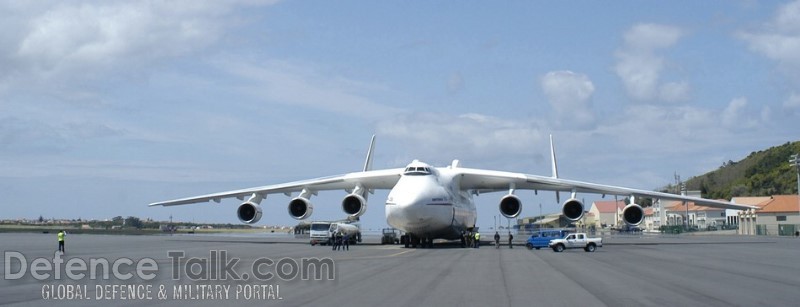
[739,195,800,236]
[588,200,625,228]
[665,201,726,229]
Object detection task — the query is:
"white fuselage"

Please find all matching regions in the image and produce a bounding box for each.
[384,164,477,240]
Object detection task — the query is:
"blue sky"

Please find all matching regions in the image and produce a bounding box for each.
[1,0,799,230]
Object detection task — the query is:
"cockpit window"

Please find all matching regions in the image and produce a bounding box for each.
[404,166,432,176]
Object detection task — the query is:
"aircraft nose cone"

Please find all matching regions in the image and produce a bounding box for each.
[386,196,429,228]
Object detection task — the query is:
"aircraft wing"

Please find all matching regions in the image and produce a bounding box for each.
[148,168,404,207]
[455,168,756,210]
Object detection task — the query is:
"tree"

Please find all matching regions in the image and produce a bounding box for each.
[730,184,747,197]
[124,216,143,229]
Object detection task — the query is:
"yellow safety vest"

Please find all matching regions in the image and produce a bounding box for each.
[58,232,64,242]
[474,233,480,240]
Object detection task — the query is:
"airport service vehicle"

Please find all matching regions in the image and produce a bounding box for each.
[526,229,571,250]
[549,233,602,252]
[381,228,400,244]
[150,135,756,248]
[330,222,361,244]
[310,221,361,245]
[309,221,333,245]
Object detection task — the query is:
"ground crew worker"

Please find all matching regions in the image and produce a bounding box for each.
[342,233,350,251]
[494,232,500,249]
[331,232,338,251]
[335,232,343,251]
[508,232,514,249]
[57,230,65,253]
[474,232,480,248]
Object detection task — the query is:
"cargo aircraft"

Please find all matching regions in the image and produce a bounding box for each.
[150,135,754,247]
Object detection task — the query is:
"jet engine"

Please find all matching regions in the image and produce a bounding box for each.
[499,194,522,218]
[622,203,644,226]
[288,197,314,220]
[342,193,367,218]
[562,198,584,221]
[237,202,263,224]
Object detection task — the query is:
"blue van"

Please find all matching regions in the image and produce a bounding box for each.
[526,229,571,250]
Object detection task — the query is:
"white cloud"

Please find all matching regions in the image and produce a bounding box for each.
[721,97,751,128]
[0,113,137,156]
[219,59,399,119]
[738,0,800,68]
[0,117,67,153]
[1,0,277,88]
[376,113,545,166]
[614,23,687,103]
[597,105,714,145]
[659,81,691,103]
[540,70,595,128]
[785,92,800,108]
[761,106,772,122]
[622,23,683,51]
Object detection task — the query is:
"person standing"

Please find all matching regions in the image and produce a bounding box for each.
[342,234,350,251]
[474,232,480,248]
[57,230,66,253]
[494,232,500,249]
[508,232,514,249]
[331,232,340,250]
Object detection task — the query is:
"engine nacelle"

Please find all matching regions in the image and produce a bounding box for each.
[562,198,584,221]
[237,202,263,224]
[622,204,644,226]
[499,194,522,218]
[342,194,367,218]
[288,197,314,220]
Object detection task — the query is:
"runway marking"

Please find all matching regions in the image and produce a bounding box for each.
[385,249,415,257]
[377,246,406,250]
[335,248,416,261]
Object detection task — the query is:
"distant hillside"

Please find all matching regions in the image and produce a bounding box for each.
[683,141,800,200]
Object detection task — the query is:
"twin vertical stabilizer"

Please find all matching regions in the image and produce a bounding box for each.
[363,134,376,172]
[550,134,558,179]
[550,134,561,203]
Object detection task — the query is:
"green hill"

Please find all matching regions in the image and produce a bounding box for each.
[683,141,800,199]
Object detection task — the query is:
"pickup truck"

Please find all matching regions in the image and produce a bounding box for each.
[548,233,602,252]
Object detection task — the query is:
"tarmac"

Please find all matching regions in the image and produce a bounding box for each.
[2,232,799,306]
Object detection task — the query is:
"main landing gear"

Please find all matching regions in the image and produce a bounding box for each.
[401,234,434,248]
